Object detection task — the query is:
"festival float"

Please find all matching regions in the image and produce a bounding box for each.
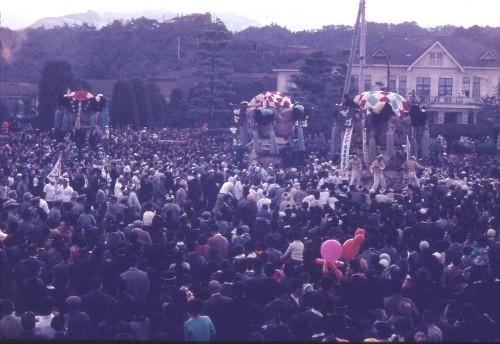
[56,89,107,131]
[232,91,310,161]
[332,0,430,179]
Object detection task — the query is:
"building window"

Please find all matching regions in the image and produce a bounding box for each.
[462,77,470,97]
[416,77,431,97]
[398,76,407,96]
[472,77,481,97]
[429,52,443,66]
[438,78,453,97]
[389,76,397,93]
[364,75,371,91]
[351,74,359,94]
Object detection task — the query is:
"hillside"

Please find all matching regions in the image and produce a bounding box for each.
[1,14,500,84]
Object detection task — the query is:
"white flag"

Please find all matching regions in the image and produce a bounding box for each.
[47,157,62,183]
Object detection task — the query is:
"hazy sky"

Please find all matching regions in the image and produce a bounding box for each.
[2,0,500,30]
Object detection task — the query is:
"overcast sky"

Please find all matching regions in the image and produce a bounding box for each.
[2,0,500,30]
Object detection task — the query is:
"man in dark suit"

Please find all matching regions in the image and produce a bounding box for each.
[120,255,150,303]
[203,280,232,340]
[82,276,116,326]
[246,263,278,306]
[292,291,324,340]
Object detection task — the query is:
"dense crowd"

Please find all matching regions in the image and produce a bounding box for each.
[1,127,500,342]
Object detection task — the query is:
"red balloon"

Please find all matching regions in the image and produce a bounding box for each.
[354,234,365,245]
[355,228,366,236]
[342,238,359,260]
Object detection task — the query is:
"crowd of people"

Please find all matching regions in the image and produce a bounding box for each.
[1,126,500,342]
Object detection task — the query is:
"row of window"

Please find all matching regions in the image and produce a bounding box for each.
[351,75,484,98]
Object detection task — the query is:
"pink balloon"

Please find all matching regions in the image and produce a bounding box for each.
[342,238,360,260]
[321,239,342,262]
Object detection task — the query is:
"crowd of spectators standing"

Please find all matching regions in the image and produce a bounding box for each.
[0,127,500,342]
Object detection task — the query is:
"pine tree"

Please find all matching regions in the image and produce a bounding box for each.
[189,19,236,127]
[110,79,139,127]
[38,60,74,130]
[166,88,189,127]
[130,78,153,127]
[146,83,168,127]
[291,51,345,132]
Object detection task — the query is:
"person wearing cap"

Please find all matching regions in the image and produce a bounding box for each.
[401,156,425,189]
[347,154,363,188]
[370,154,387,194]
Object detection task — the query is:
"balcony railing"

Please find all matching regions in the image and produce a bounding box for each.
[406,95,483,105]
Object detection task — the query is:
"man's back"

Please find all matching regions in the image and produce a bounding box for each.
[184,316,215,341]
[120,268,150,300]
[67,311,91,340]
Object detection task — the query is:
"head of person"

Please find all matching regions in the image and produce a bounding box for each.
[187,299,203,317]
[21,311,37,332]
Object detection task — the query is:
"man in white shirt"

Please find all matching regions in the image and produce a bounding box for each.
[234,176,244,200]
[256,191,272,212]
[59,179,74,204]
[282,232,304,263]
[114,176,124,198]
[43,180,57,206]
[219,178,235,196]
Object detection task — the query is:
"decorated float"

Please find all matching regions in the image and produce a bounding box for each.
[232,91,310,156]
[55,89,107,131]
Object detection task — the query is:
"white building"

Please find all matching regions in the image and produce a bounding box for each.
[274,37,500,127]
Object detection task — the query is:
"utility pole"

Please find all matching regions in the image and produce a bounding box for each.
[342,0,364,97]
[386,55,391,92]
[359,0,366,93]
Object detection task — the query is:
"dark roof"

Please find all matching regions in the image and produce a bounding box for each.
[365,36,500,68]
[275,36,500,70]
[0,81,38,97]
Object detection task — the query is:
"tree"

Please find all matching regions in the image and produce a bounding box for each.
[130,78,152,127]
[146,83,168,127]
[38,60,74,130]
[110,79,138,127]
[291,51,345,132]
[189,19,236,127]
[166,88,189,127]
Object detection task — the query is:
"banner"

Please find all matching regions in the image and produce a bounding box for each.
[47,156,62,183]
[362,115,368,165]
[340,119,353,171]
